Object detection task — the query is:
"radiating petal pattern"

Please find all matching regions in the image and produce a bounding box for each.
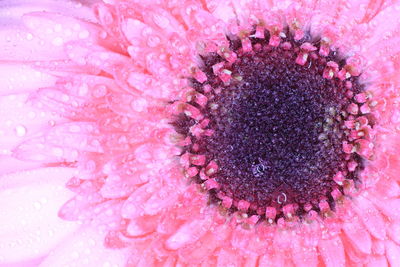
[1,0,400,266]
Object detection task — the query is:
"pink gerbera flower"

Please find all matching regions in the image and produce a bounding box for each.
[1,0,400,266]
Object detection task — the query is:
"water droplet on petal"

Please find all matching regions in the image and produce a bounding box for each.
[52,37,64,46]
[79,84,89,96]
[33,202,42,210]
[73,24,81,31]
[54,24,62,33]
[15,125,27,137]
[53,147,64,157]
[71,150,79,158]
[147,36,161,47]
[79,30,90,39]
[152,13,170,29]
[71,251,80,259]
[61,94,70,102]
[69,125,81,133]
[28,112,36,119]
[93,85,107,98]
[131,97,147,112]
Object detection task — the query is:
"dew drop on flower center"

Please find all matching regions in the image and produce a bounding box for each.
[172,26,376,223]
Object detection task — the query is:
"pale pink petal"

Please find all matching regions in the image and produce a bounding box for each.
[208,0,240,23]
[39,227,129,267]
[372,197,400,222]
[372,239,386,256]
[0,156,42,176]
[0,93,62,155]
[366,256,388,267]
[126,216,157,237]
[165,217,212,250]
[354,195,386,240]
[0,1,97,61]
[13,135,84,163]
[342,216,372,254]
[216,248,243,267]
[243,253,259,267]
[291,237,318,267]
[0,64,56,95]
[388,222,400,245]
[318,237,346,267]
[40,122,103,153]
[376,178,400,199]
[0,1,97,20]
[0,25,66,61]
[20,12,99,60]
[386,240,400,267]
[259,252,287,267]
[0,167,79,264]
[362,1,400,59]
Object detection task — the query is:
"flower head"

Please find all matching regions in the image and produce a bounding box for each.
[1,0,400,266]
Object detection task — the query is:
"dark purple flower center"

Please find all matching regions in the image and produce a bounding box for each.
[173,28,373,221]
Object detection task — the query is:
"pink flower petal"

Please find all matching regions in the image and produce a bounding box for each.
[386,240,400,267]
[291,234,318,267]
[216,248,243,267]
[343,216,372,254]
[318,236,345,267]
[100,174,136,199]
[373,197,400,222]
[366,256,388,267]
[354,195,386,240]
[126,215,157,237]
[0,156,42,175]
[20,11,99,58]
[39,227,129,267]
[388,222,400,245]
[0,93,61,153]
[58,193,104,222]
[0,64,56,95]
[1,1,399,266]
[0,0,96,21]
[259,251,287,267]
[362,1,400,59]
[13,138,81,163]
[209,1,239,23]
[42,122,103,153]
[0,167,79,264]
[165,217,212,250]
[0,1,96,61]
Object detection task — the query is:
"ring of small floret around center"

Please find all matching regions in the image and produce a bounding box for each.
[171,26,375,224]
